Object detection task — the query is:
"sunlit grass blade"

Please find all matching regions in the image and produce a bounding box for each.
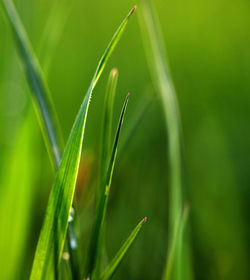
[0,108,38,280]
[30,79,89,279]
[91,6,136,88]
[1,0,64,168]
[30,5,136,278]
[138,1,188,279]
[86,93,130,279]
[100,68,119,191]
[100,217,147,280]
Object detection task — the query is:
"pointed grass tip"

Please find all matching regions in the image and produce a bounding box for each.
[126,92,131,99]
[129,6,137,17]
[142,217,148,223]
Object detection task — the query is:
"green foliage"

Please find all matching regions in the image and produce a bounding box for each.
[2,1,140,279]
[1,1,248,279]
[30,5,137,279]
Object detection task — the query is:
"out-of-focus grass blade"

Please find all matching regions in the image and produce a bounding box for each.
[1,0,64,169]
[38,0,71,75]
[138,1,189,279]
[100,217,147,280]
[30,5,136,278]
[0,108,38,280]
[163,205,189,280]
[86,93,130,279]
[100,68,119,188]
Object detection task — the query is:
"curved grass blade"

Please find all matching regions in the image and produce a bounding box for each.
[30,5,137,278]
[138,1,189,279]
[86,93,130,279]
[1,0,64,168]
[100,217,147,280]
[100,68,119,196]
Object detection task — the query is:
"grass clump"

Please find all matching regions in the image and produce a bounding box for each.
[2,1,146,279]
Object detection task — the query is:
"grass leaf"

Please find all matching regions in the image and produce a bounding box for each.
[100,68,119,189]
[86,93,131,278]
[0,109,38,280]
[138,1,187,279]
[38,0,71,75]
[100,217,147,280]
[93,68,119,277]
[30,6,136,279]
[163,205,189,280]
[1,0,64,169]
[119,92,152,155]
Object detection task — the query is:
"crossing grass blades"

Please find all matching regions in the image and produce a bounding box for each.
[1,1,147,279]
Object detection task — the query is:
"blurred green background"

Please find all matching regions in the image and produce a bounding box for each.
[0,0,250,279]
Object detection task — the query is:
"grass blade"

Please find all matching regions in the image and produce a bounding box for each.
[94,68,119,277]
[38,0,71,75]
[0,108,38,280]
[163,205,189,280]
[86,93,130,278]
[1,0,64,168]
[138,1,188,279]
[30,5,136,278]
[100,217,147,280]
[100,68,119,189]
[30,78,89,279]
[119,92,152,155]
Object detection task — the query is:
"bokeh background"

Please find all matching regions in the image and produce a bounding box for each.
[0,0,250,279]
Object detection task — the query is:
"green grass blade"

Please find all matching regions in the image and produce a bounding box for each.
[0,109,38,280]
[94,68,118,278]
[100,217,147,280]
[30,82,89,279]
[163,205,189,280]
[86,93,130,278]
[38,0,71,75]
[119,92,152,156]
[91,6,136,89]
[100,68,119,195]
[138,1,188,279]
[30,5,136,278]
[1,0,64,168]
